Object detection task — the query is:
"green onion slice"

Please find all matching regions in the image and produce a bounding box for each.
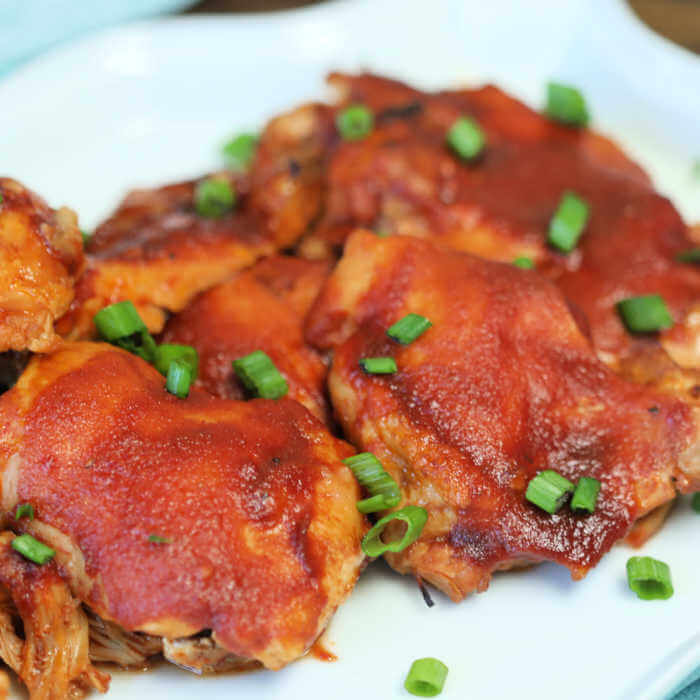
[676,248,700,264]
[617,294,673,333]
[359,357,397,375]
[15,504,34,521]
[222,133,258,171]
[513,256,535,269]
[361,505,428,557]
[548,191,589,252]
[93,301,157,363]
[626,556,673,600]
[447,116,485,160]
[525,470,575,514]
[233,350,288,399]
[195,177,236,218]
[166,359,192,399]
[81,229,91,246]
[12,534,55,565]
[336,104,374,141]
[148,534,171,544]
[691,493,700,513]
[570,476,600,514]
[154,344,199,379]
[343,452,401,513]
[545,82,589,126]
[405,657,449,698]
[387,313,433,345]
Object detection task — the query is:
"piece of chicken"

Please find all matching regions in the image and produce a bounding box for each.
[60,173,290,340]
[0,342,365,698]
[0,178,83,353]
[307,232,699,600]
[161,255,332,423]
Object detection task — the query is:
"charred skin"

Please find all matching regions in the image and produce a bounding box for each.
[0,178,83,353]
[161,255,332,424]
[0,343,365,672]
[308,232,699,600]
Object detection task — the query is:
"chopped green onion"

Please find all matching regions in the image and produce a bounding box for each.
[513,256,535,269]
[81,229,91,246]
[15,504,34,521]
[233,350,288,399]
[525,470,575,514]
[11,534,55,565]
[361,505,428,557]
[336,104,374,141]
[387,313,432,345]
[343,452,401,512]
[93,301,157,363]
[545,82,589,126]
[359,357,397,374]
[447,116,485,160]
[405,658,449,698]
[676,248,700,264]
[617,294,673,333]
[0,193,3,204]
[570,476,600,514]
[154,344,199,379]
[166,359,192,399]
[195,178,236,218]
[548,191,589,252]
[374,227,392,238]
[626,556,673,600]
[148,534,170,544]
[691,493,700,513]
[222,133,258,171]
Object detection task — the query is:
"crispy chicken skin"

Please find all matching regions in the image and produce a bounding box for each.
[161,255,332,423]
[308,232,699,600]
[0,343,365,676]
[271,74,699,388]
[60,174,280,339]
[0,178,83,353]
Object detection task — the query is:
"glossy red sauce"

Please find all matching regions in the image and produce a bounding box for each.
[11,347,355,658]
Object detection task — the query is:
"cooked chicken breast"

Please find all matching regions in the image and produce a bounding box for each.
[307,232,699,600]
[0,178,83,353]
[60,173,284,340]
[0,342,365,696]
[161,255,332,423]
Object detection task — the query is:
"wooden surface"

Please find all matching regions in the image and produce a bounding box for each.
[188,0,700,55]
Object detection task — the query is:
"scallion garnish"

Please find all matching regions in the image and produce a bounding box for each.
[154,344,199,379]
[222,133,258,171]
[343,452,401,513]
[548,191,589,252]
[14,504,34,521]
[195,177,236,218]
[617,294,673,333]
[545,82,589,126]
[570,476,600,514]
[11,534,55,565]
[387,314,432,345]
[525,470,574,514]
[336,104,374,141]
[359,357,397,375]
[148,534,170,544]
[233,350,288,399]
[447,116,485,160]
[405,658,449,697]
[691,493,700,513]
[626,556,673,600]
[513,256,535,269]
[361,505,428,557]
[166,359,192,399]
[81,230,91,246]
[676,248,700,264]
[93,301,157,363]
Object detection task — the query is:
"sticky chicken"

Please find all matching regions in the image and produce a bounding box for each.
[307,232,699,600]
[0,343,365,696]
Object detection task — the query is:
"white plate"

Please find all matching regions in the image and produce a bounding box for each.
[1,1,699,698]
